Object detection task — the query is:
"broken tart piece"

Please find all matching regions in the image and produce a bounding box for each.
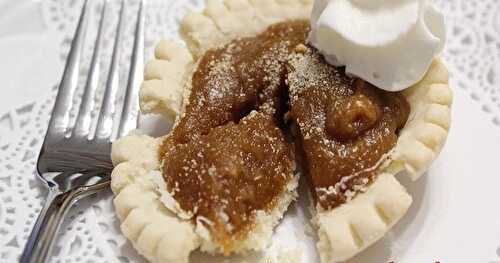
[110,0,452,262]
[287,47,451,263]
[288,48,413,262]
[111,2,313,262]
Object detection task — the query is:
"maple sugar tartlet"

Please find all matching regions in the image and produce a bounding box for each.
[110,0,452,262]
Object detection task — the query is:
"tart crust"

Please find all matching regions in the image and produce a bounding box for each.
[111,0,452,262]
[111,134,299,261]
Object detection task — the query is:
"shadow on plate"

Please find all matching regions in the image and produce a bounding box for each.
[346,173,429,262]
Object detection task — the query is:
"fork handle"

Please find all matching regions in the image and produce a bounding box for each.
[20,186,83,263]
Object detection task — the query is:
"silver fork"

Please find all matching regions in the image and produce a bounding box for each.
[20,0,144,262]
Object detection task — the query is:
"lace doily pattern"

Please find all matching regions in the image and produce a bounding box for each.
[435,0,500,125]
[0,0,499,262]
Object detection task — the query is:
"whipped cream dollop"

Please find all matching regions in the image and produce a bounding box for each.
[309,0,446,91]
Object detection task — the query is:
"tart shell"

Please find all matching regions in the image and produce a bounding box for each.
[111,0,452,262]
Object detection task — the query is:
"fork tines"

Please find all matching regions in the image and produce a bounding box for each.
[48,0,144,143]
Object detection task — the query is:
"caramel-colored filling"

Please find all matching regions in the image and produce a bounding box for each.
[160,21,306,252]
[162,112,293,251]
[288,51,410,209]
[159,20,409,252]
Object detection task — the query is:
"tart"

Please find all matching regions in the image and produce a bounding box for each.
[110,0,452,262]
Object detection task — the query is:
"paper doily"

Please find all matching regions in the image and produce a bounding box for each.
[0,0,499,262]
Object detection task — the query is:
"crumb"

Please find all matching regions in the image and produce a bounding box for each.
[295,44,308,53]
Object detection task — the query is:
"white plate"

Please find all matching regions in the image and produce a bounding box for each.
[0,0,499,262]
